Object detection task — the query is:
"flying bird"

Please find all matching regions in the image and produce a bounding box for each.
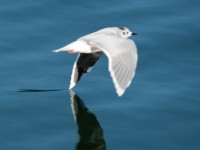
[52,27,138,96]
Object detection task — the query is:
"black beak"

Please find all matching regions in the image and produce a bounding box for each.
[131,32,138,35]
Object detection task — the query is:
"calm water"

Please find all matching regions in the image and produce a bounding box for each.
[1,0,200,149]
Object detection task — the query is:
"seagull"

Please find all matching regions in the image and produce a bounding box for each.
[52,27,138,96]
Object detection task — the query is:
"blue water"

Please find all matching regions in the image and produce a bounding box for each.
[1,0,200,149]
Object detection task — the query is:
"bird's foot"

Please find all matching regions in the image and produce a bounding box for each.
[67,50,77,54]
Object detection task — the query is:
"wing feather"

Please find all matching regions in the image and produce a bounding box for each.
[88,35,138,96]
[69,52,102,89]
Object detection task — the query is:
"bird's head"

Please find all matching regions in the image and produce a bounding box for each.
[118,27,137,38]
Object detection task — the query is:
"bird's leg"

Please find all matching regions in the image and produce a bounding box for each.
[67,50,77,54]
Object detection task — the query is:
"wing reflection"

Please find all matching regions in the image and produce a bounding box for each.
[70,90,106,150]
[17,89,65,92]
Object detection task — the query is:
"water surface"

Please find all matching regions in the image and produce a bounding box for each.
[1,0,200,149]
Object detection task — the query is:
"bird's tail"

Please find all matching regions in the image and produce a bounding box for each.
[52,48,66,53]
[52,49,60,52]
[52,45,69,52]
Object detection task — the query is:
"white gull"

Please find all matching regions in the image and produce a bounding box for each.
[52,27,138,96]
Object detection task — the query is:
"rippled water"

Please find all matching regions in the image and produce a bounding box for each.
[1,0,200,149]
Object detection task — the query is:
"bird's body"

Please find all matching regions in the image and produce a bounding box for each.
[53,27,138,96]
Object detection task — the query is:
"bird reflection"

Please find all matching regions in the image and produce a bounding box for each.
[70,90,106,150]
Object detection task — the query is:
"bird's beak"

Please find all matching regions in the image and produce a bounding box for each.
[131,32,138,36]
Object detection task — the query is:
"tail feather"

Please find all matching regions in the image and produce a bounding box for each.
[52,49,61,52]
[52,45,69,53]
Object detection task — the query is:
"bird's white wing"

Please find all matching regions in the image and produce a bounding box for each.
[89,35,138,96]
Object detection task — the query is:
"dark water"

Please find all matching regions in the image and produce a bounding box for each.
[1,0,200,149]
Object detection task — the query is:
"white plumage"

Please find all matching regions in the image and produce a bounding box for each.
[52,27,138,96]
